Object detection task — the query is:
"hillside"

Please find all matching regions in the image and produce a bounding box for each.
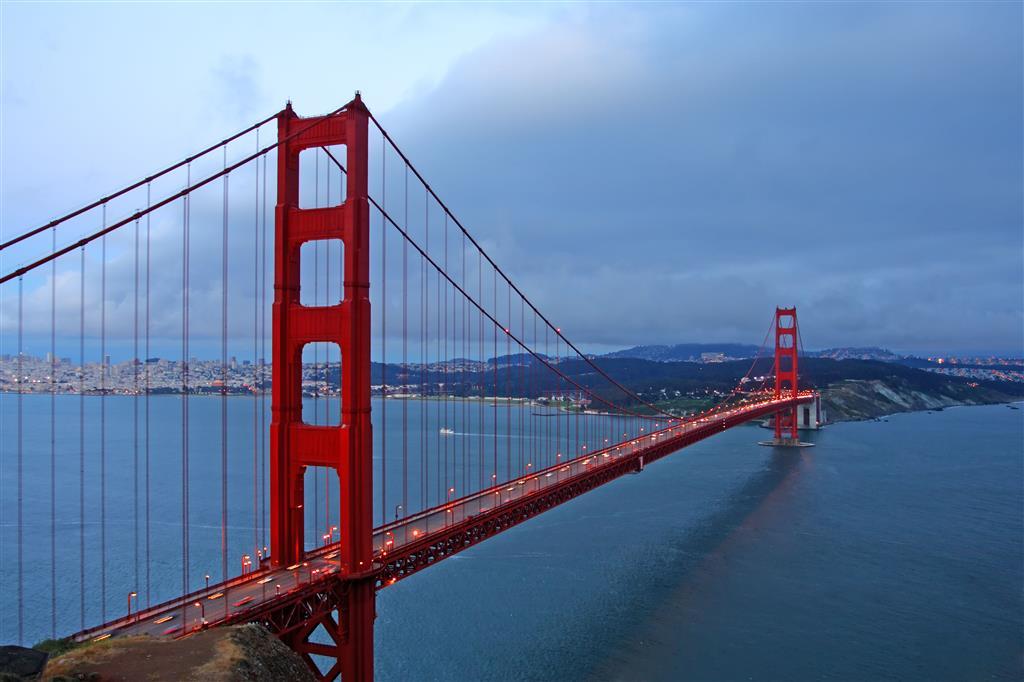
[364,356,1023,422]
[601,343,761,362]
[40,625,313,681]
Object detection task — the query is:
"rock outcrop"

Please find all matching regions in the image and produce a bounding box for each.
[42,625,314,681]
[822,376,1016,421]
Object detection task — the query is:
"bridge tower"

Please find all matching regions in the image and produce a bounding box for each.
[270,94,374,680]
[773,306,799,442]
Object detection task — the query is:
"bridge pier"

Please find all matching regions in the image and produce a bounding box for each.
[758,437,815,448]
[339,578,375,682]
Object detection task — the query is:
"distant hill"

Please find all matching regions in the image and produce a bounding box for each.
[601,343,912,364]
[807,347,903,362]
[601,343,761,362]
[363,355,1022,421]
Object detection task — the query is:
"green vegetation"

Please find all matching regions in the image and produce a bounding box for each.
[650,396,716,416]
[33,637,84,658]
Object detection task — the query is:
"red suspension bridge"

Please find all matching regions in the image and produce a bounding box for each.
[0,94,815,680]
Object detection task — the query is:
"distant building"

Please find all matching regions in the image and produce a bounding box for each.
[701,352,726,363]
[798,394,825,429]
[765,394,825,430]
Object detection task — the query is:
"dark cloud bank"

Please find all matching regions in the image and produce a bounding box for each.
[378,3,1023,356]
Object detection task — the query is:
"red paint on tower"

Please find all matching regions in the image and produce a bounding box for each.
[270,94,374,681]
[774,307,799,441]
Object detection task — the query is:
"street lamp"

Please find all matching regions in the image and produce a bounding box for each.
[127,591,137,620]
[194,601,205,630]
[204,574,210,590]
[446,487,455,527]
[394,504,403,521]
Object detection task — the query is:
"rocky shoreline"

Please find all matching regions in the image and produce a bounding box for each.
[820,377,1022,423]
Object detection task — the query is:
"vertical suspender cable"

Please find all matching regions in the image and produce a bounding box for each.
[492,268,497,482]
[313,153,320,545]
[79,248,85,630]
[421,192,427,509]
[428,205,434,503]
[461,230,467,496]
[133,215,140,602]
[182,165,191,604]
[574,340,579,459]
[260,153,268,554]
[506,282,511,480]
[519,296,524,475]
[100,206,107,622]
[381,134,387,527]
[17,276,24,644]
[443,214,448,496]
[531,313,536,470]
[221,148,230,581]
[325,156,332,537]
[436,213,442,502]
[50,228,57,638]
[253,132,260,559]
[478,250,483,492]
[145,184,152,607]
[437,216,442,498]
[402,165,408,521]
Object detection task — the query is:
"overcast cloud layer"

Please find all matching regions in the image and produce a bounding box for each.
[2,2,1021,356]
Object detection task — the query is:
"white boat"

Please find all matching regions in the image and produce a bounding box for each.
[439,428,455,435]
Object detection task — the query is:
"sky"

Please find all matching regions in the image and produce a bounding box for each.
[1,2,1022,358]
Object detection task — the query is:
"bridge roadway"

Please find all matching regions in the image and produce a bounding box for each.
[74,393,814,643]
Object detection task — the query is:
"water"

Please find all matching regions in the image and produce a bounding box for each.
[373,404,1023,681]
[1,397,1021,680]
[0,393,631,641]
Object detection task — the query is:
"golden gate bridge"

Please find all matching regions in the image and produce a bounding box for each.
[0,93,814,680]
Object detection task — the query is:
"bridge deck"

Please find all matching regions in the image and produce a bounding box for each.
[74,394,814,642]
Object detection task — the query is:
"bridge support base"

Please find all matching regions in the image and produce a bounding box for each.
[758,438,815,448]
[245,575,375,682]
[338,578,375,682]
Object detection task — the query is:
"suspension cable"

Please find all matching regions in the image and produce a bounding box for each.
[365,113,676,419]
[1,104,351,285]
[367,193,664,420]
[0,112,277,252]
[320,145,672,420]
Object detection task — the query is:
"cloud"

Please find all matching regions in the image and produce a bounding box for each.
[371,2,1023,355]
[208,55,265,121]
[2,3,1021,358]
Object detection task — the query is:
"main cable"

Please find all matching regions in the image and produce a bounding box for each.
[2,103,352,285]
[0,112,277,252]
